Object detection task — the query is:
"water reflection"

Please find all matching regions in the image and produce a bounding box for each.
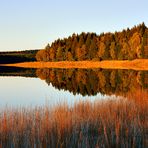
[0,66,147,107]
[0,66,147,147]
[36,68,147,96]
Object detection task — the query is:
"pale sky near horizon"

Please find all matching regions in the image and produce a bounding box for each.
[0,0,148,51]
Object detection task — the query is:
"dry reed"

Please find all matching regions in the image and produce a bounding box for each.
[0,96,147,148]
[3,59,148,70]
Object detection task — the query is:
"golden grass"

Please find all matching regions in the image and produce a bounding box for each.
[0,95,147,147]
[2,59,148,70]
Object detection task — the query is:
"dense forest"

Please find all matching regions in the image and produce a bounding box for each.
[36,23,148,61]
[36,68,147,96]
[0,50,39,64]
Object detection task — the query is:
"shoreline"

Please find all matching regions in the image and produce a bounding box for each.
[1,59,148,70]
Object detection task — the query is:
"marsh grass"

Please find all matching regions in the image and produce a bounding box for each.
[0,97,147,148]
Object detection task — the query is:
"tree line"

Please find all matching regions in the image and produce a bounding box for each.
[0,50,39,64]
[36,23,148,61]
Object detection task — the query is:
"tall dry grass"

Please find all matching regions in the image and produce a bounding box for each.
[0,96,147,147]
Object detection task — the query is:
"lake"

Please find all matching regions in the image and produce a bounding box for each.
[0,66,147,147]
[0,66,147,108]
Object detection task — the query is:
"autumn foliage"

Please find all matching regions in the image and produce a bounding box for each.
[36,23,148,61]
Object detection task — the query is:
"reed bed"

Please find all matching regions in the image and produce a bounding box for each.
[0,97,147,148]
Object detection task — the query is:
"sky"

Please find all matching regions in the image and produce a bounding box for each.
[0,0,148,51]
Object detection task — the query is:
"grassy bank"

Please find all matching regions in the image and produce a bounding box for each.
[2,59,148,70]
[0,94,147,147]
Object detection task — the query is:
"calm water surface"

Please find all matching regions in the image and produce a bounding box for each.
[0,67,147,108]
[0,76,113,108]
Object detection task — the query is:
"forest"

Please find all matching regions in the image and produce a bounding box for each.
[36,23,148,62]
[0,50,38,64]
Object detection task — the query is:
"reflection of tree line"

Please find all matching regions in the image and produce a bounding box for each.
[1,67,147,96]
[36,69,147,96]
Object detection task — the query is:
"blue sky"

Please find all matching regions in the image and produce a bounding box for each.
[0,0,148,51]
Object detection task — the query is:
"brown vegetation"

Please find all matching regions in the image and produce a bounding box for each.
[0,94,147,147]
[2,59,148,70]
[36,23,148,62]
